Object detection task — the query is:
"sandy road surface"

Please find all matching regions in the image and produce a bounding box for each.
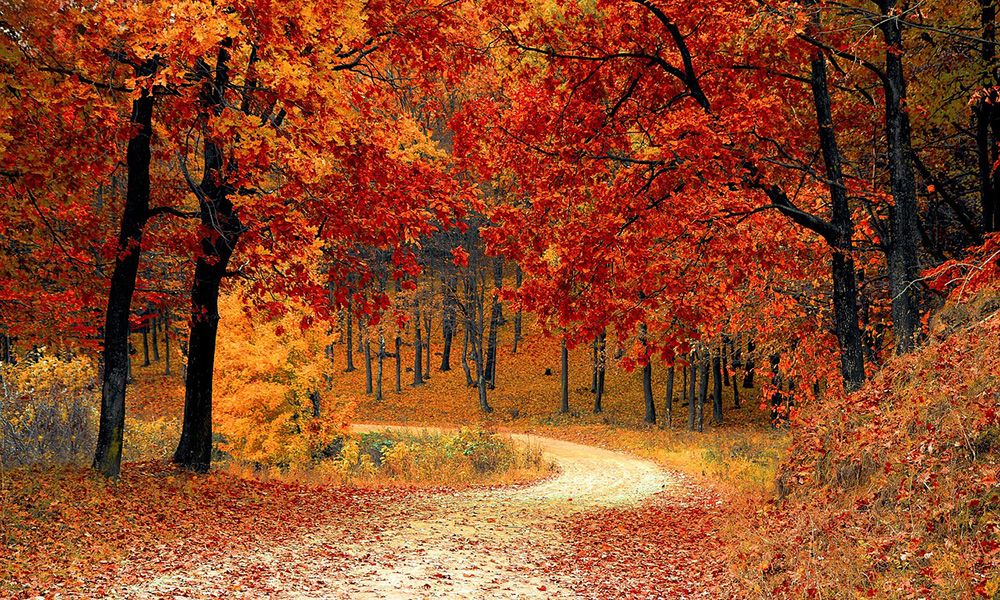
[111,426,674,599]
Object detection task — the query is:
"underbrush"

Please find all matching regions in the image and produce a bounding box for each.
[0,355,96,467]
[730,295,1000,598]
[233,427,553,488]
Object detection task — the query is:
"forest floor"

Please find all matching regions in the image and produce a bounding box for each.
[104,431,732,599]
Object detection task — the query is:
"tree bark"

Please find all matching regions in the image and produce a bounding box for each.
[687,357,697,432]
[977,0,999,233]
[345,297,356,372]
[484,259,502,389]
[878,0,922,354]
[560,337,570,414]
[151,316,160,362]
[593,330,606,414]
[512,265,523,353]
[640,324,655,424]
[363,328,373,395]
[440,276,457,371]
[412,299,424,386]
[93,81,155,479]
[376,334,384,401]
[395,335,402,393]
[174,43,242,473]
[664,365,674,428]
[697,352,709,433]
[141,323,150,366]
[712,351,723,425]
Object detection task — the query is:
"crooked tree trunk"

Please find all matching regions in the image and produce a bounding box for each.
[93,84,155,479]
[560,337,570,414]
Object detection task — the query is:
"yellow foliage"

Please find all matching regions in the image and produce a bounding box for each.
[213,299,347,468]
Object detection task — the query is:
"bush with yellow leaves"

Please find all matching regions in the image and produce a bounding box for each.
[212,300,347,469]
[0,352,97,467]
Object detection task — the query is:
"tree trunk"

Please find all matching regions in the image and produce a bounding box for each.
[363,329,373,395]
[743,339,755,388]
[92,83,155,479]
[878,0,921,354]
[423,310,431,380]
[560,337,570,414]
[345,298,356,372]
[465,275,492,413]
[591,337,598,393]
[977,0,999,233]
[376,334,384,402]
[461,323,474,387]
[440,276,457,371]
[163,308,171,376]
[174,44,242,473]
[806,25,867,391]
[141,324,150,366]
[151,316,159,362]
[593,330,606,413]
[640,324,655,424]
[412,299,424,386]
[484,259,502,389]
[687,357,697,432]
[392,335,401,393]
[697,352,709,433]
[512,265,523,353]
[712,352,723,425]
[664,365,674,428]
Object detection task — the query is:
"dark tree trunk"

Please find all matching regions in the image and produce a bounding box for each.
[141,324,150,366]
[712,352,723,425]
[769,353,784,425]
[412,299,424,386]
[363,329,373,395]
[484,259,502,389]
[93,83,155,479]
[465,275,492,413]
[664,365,674,428]
[878,0,921,354]
[687,358,697,432]
[163,308,171,376]
[640,324,655,424]
[174,44,242,473]
[593,330,606,414]
[376,334,384,402]
[805,25,867,391]
[345,298,356,372]
[591,337,599,393]
[440,276,457,371]
[151,316,160,362]
[423,311,431,380]
[977,0,999,233]
[721,340,729,386]
[560,337,570,414]
[743,339,755,388]
[461,323,474,387]
[512,265,523,353]
[697,353,709,433]
[395,335,402,393]
[732,363,741,409]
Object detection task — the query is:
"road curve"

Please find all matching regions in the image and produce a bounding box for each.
[113,426,674,599]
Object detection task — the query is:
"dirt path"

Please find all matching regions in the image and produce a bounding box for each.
[111,428,675,599]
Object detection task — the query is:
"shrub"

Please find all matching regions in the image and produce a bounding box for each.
[0,354,97,467]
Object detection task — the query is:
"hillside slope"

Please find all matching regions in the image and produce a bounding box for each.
[734,296,1000,598]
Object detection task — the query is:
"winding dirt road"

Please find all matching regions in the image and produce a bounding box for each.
[112,428,675,599]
